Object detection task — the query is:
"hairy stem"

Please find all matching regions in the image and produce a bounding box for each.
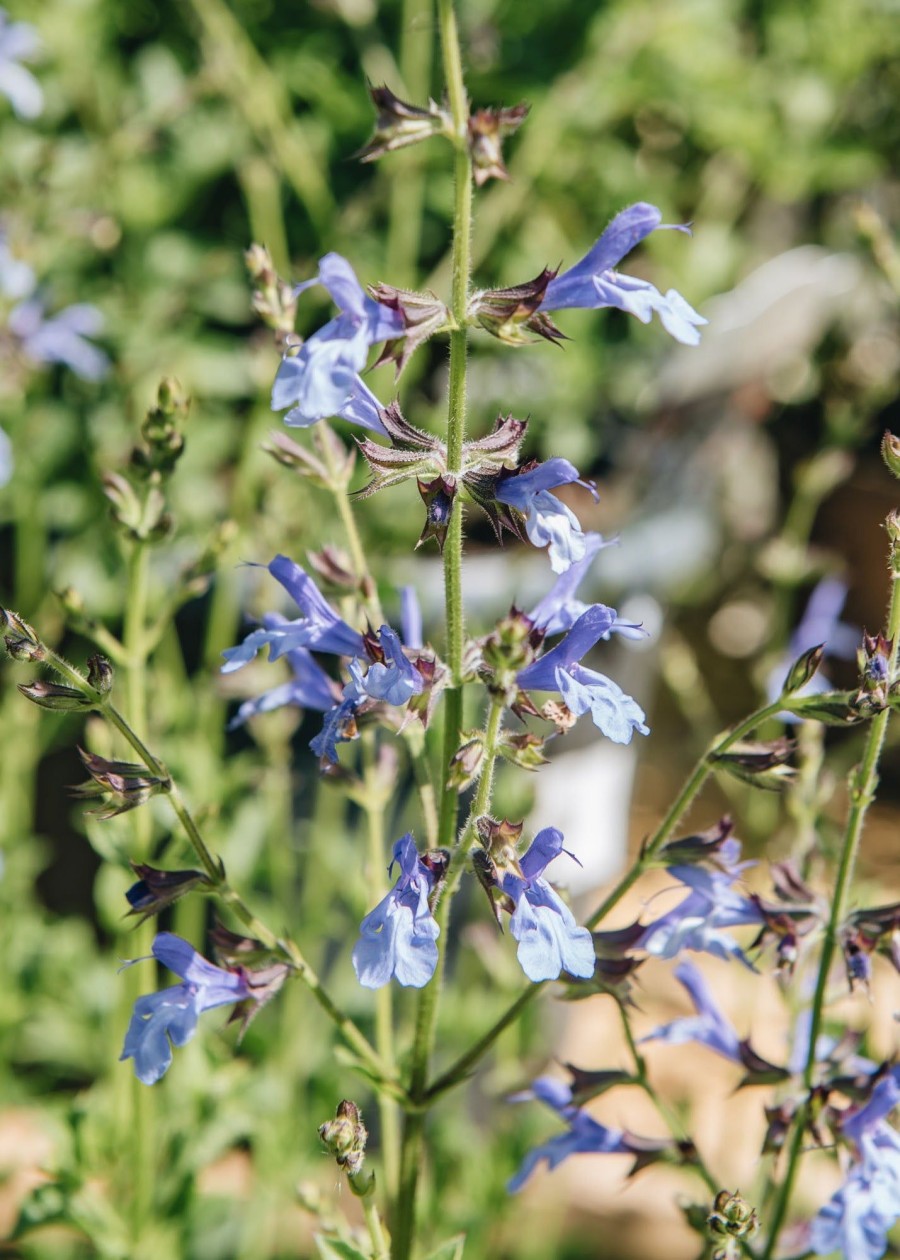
[394,9,472,1252]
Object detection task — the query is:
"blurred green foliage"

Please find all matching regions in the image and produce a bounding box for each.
[2,0,900,1256]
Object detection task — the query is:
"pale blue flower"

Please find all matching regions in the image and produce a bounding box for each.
[309,695,359,763]
[9,298,109,380]
[352,834,439,988]
[271,253,401,429]
[843,1068,900,1145]
[500,828,595,982]
[507,1076,629,1193]
[528,531,619,635]
[221,555,365,671]
[349,625,424,707]
[641,961,741,1062]
[226,614,338,730]
[0,10,43,120]
[540,202,706,346]
[637,836,763,967]
[400,585,423,650]
[496,458,597,574]
[518,605,649,744]
[810,1124,900,1260]
[120,933,251,1085]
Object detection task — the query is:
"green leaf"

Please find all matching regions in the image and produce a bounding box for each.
[423,1235,466,1260]
[315,1235,370,1260]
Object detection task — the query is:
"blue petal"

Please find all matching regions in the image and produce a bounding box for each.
[558,664,649,743]
[517,605,619,690]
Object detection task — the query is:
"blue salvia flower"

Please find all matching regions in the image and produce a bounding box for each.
[400,584,423,650]
[507,1076,629,1193]
[270,252,402,429]
[221,555,366,670]
[334,374,389,435]
[500,827,595,982]
[349,625,424,706]
[0,9,43,120]
[637,835,763,967]
[223,558,426,762]
[539,202,707,346]
[352,834,439,989]
[517,604,649,744]
[528,531,619,634]
[495,458,598,574]
[120,933,251,1085]
[842,1068,900,1145]
[226,614,339,730]
[810,1122,900,1260]
[8,297,109,380]
[641,960,742,1063]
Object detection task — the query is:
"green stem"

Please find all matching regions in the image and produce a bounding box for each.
[394,20,471,1243]
[363,1194,391,1260]
[761,562,900,1259]
[122,537,154,1242]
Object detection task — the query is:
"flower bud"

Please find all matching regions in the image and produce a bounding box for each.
[416,475,457,552]
[447,734,485,791]
[781,643,825,695]
[499,731,549,771]
[708,1190,760,1242]
[357,84,451,163]
[318,1100,372,1193]
[883,431,900,479]
[467,104,529,186]
[18,681,91,711]
[71,747,168,817]
[1,608,44,661]
[469,270,564,346]
[126,862,211,920]
[87,654,114,695]
[368,284,451,375]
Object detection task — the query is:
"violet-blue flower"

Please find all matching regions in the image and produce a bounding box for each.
[9,298,109,380]
[400,585,423,650]
[500,827,595,982]
[528,531,619,635]
[352,833,439,989]
[496,458,598,574]
[518,605,649,744]
[271,253,402,429]
[810,1123,900,1260]
[120,932,251,1085]
[641,960,742,1062]
[540,202,706,346]
[221,555,365,671]
[507,1076,629,1193]
[0,9,43,120]
[226,614,339,730]
[352,625,424,707]
[637,836,763,967]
